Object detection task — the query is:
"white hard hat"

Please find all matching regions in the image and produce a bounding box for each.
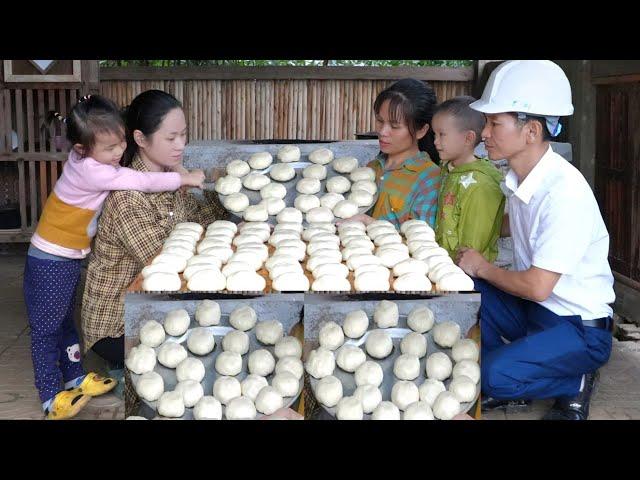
[470,60,574,117]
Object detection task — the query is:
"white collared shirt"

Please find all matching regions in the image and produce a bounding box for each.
[503,145,614,320]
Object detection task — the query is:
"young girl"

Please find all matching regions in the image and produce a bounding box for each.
[24,94,204,419]
[340,78,442,228]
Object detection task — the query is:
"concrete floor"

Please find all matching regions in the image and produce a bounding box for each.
[0,243,638,420]
[0,243,123,419]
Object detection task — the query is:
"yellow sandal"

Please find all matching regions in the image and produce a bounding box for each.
[46,390,91,420]
[74,372,118,397]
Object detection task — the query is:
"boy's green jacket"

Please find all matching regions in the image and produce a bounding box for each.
[435,157,505,263]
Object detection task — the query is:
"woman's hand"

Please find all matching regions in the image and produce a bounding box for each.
[260,407,304,420]
[336,213,375,226]
[180,170,206,189]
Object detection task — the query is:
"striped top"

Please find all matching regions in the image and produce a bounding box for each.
[367,151,441,229]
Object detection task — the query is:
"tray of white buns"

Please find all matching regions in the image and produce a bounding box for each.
[212,146,378,225]
[125,302,303,420]
[307,300,480,420]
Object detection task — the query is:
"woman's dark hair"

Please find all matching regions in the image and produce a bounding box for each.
[373,78,440,165]
[46,94,124,156]
[433,95,486,147]
[121,89,182,167]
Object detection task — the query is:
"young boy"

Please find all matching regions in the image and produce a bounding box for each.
[432,96,505,262]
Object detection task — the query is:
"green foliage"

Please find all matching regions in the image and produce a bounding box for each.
[99,60,473,67]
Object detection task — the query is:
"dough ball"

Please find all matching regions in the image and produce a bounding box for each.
[393,273,432,292]
[432,391,461,420]
[425,352,453,381]
[142,262,180,278]
[296,178,321,195]
[353,384,382,414]
[308,148,334,165]
[301,164,327,182]
[433,321,461,348]
[272,272,310,292]
[365,329,393,359]
[209,220,237,233]
[139,320,165,348]
[419,378,447,406]
[269,262,303,281]
[271,371,300,397]
[241,374,269,402]
[260,197,286,216]
[276,356,304,380]
[393,258,428,277]
[326,176,351,194]
[225,396,257,420]
[255,386,283,415]
[343,310,369,339]
[315,375,343,407]
[226,159,250,177]
[222,330,250,355]
[372,401,401,420]
[332,156,359,173]
[449,375,477,403]
[229,305,257,331]
[248,349,276,376]
[187,268,226,292]
[176,357,206,383]
[311,275,351,292]
[335,345,366,373]
[312,263,349,280]
[195,300,221,326]
[215,351,242,376]
[306,206,334,224]
[214,175,242,195]
[377,249,409,269]
[400,332,428,358]
[213,375,242,405]
[429,263,465,283]
[277,145,300,163]
[452,360,481,384]
[243,204,269,222]
[256,320,284,345]
[226,270,266,292]
[403,401,435,420]
[275,336,302,359]
[452,339,480,363]
[197,246,233,263]
[223,193,250,213]
[374,300,399,328]
[222,261,254,278]
[260,182,287,200]
[354,361,384,387]
[174,380,204,408]
[270,163,296,182]
[152,253,188,272]
[320,192,345,210]
[126,344,157,374]
[294,194,320,213]
[393,354,421,381]
[319,321,345,351]
[142,271,182,292]
[193,396,222,420]
[243,173,271,191]
[350,167,376,182]
[157,342,188,369]
[391,381,420,411]
[352,180,377,195]
[157,391,185,418]
[305,347,335,379]
[248,151,273,169]
[277,207,303,224]
[407,306,435,333]
[135,371,164,401]
[348,190,374,207]
[187,328,215,356]
[438,272,475,291]
[336,396,364,420]
[333,200,359,219]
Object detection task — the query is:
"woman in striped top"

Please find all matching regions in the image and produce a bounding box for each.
[344,79,442,229]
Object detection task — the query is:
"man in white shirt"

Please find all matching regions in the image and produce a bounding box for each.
[457,60,615,420]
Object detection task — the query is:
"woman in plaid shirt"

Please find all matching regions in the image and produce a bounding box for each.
[343,79,442,229]
[80,91,226,400]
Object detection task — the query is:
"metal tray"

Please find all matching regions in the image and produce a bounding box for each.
[215,158,378,224]
[130,315,302,420]
[308,314,479,420]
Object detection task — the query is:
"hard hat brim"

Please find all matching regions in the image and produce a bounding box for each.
[469,98,574,117]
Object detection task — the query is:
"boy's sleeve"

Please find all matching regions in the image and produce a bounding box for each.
[457,181,505,257]
[83,161,182,193]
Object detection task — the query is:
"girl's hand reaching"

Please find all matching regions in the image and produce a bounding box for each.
[180,170,206,189]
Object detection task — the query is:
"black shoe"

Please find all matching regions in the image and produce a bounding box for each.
[542,371,599,420]
[481,396,532,413]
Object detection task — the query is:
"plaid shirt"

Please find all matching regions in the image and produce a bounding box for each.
[368,151,441,229]
[81,155,227,352]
